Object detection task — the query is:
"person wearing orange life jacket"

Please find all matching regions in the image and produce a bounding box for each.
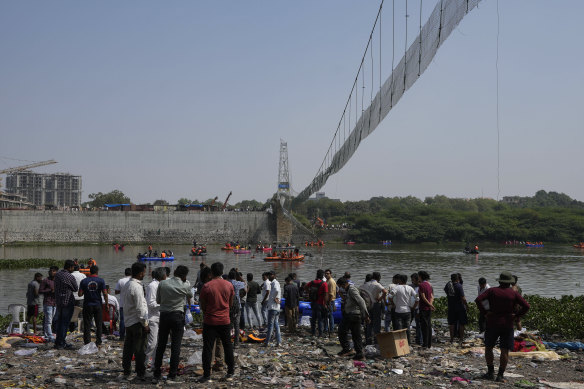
[161,251,166,259]
[87,258,97,268]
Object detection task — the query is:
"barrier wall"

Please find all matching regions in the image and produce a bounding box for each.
[0,210,273,244]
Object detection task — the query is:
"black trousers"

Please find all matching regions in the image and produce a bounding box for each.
[154,311,184,378]
[392,311,411,345]
[122,323,147,376]
[202,323,234,378]
[82,304,103,346]
[478,311,487,333]
[420,309,432,348]
[338,313,364,357]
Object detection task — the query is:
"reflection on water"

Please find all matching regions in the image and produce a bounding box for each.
[1,243,582,313]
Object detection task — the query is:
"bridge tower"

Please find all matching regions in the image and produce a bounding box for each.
[277,139,290,198]
[274,139,293,243]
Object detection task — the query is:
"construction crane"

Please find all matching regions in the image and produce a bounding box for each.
[222,191,232,211]
[0,159,57,190]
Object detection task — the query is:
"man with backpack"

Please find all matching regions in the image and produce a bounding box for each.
[337,277,370,360]
[304,270,328,337]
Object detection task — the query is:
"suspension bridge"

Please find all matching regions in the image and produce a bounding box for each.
[272,0,484,242]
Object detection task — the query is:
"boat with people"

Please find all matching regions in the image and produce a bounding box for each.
[138,255,175,261]
[525,242,544,248]
[305,240,325,247]
[255,244,272,252]
[573,242,584,249]
[190,246,207,256]
[78,258,98,275]
[264,254,305,262]
[464,245,479,254]
[381,240,392,245]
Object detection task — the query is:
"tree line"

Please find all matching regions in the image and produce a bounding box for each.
[292,190,584,243]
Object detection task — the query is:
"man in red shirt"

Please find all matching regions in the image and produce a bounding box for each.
[475,271,530,383]
[199,262,235,383]
[417,271,435,349]
[304,270,328,337]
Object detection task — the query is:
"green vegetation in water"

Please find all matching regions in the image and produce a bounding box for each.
[433,295,584,340]
[0,258,66,270]
[294,190,584,243]
[2,241,115,247]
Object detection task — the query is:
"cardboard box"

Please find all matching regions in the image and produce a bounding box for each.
[376,329,410,358]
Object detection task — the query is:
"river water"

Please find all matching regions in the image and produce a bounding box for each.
[1,243,583,313]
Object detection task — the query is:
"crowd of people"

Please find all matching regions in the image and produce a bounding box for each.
[26,260,530,384]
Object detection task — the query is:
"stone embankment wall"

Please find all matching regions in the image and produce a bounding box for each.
[0,210,274,244]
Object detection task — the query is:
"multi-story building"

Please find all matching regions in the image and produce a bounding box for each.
[6,171,82,208]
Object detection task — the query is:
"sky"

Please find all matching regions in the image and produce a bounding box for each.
[1,1,583,205]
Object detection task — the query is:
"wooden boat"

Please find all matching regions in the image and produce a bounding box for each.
[263,255,305,262]
[138,256,175,261]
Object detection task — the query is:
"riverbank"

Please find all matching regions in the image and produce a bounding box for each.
[0,321,582,388]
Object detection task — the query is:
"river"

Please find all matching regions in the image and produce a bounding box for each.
[1,243,583,313]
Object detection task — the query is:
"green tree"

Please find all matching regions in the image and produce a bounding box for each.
[88,190,130,208]
[178,198,198,205]
[153,199,169,206]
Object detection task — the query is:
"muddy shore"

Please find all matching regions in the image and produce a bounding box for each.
[0,323,582,388]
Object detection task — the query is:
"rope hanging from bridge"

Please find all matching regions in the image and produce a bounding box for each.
[291,0,482,208]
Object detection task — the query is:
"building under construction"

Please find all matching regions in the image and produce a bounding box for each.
[6,171,82,208]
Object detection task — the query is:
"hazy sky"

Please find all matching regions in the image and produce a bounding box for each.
[1,1,583,205]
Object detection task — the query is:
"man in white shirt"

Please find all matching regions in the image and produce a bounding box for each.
[384,275,399,332]
[121,263,150,381]
[264,271,281,347]
[145,268,166,363]
[70,265,86,331]
[260,272,271,328]
[115,268,132,341]
[102,285,119,334]
[360,272,387,345]
[389,274,418,345]
[71,265,86,306]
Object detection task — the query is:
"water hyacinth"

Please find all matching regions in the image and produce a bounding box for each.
[432,295,584,339]
[0,258,65,270]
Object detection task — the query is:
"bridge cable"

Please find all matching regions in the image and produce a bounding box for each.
[496,0,501,200]
[404,0,408,92]
[418,0,423,76]
[391,0,395,107]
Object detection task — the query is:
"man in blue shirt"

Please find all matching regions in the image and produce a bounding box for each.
[79,266,108,346]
